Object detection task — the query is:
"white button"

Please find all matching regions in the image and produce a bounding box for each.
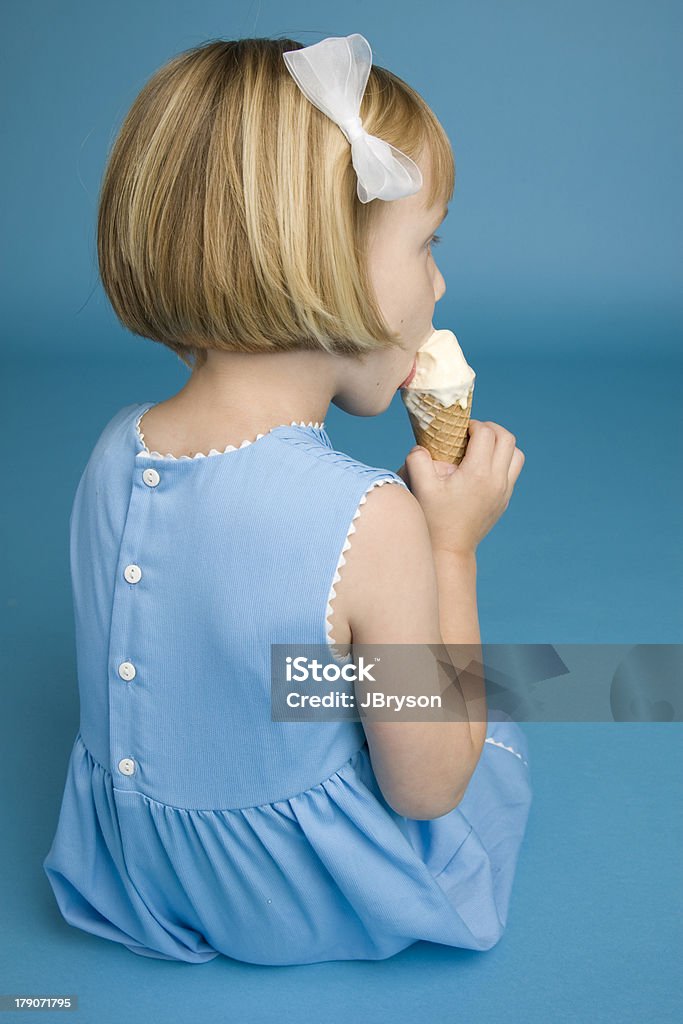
[118,757,136,776]
[118,661,136,681]
[143,468,160,487]
[124,564,142,583]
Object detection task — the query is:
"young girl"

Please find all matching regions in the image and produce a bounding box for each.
[43,34,530,966]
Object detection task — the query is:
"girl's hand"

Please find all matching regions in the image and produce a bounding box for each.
[395,420,525,556]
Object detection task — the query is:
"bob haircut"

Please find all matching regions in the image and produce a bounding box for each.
[97,37,455,372]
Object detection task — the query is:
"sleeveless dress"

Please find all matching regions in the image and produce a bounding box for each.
[42,401,533,966]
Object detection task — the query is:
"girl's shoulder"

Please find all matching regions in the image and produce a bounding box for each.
[271,426,409,493]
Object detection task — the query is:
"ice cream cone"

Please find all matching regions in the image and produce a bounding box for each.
[399,328,476,465]
[401,386,474,465]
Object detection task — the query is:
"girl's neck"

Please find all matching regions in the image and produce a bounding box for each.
[178,350,332,429]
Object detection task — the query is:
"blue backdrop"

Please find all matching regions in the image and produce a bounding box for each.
[2,2,681,1022]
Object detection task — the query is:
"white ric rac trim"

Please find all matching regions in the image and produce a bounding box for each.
[326,477,404,659]
[484,737,528,767]
[135,409,324,461]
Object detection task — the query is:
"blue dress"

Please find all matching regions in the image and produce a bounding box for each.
[42,401,533,965]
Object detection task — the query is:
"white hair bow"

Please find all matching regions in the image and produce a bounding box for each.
[282,33,423,204]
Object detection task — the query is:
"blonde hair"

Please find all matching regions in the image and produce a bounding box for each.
[97,37,455,372]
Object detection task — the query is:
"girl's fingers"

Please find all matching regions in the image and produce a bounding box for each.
[508,447,525,486]
[472,421,521,485]
[464,420,496,466]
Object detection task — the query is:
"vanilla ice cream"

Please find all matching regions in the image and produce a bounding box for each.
[401,328,475,430]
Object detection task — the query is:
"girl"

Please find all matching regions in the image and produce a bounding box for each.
[43,34,530,966]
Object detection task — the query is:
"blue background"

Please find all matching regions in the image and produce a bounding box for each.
[2,1,681,1022]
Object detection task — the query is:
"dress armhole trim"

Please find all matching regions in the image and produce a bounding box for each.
[323,475,530,769]
[325,476,406,661]
[484,737,529,767]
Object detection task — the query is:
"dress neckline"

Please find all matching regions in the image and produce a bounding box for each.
[133,402,328,462]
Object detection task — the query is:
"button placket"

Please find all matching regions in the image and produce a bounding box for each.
[110,459,163,784]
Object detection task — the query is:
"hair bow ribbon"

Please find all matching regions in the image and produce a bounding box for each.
[282,33,423,204]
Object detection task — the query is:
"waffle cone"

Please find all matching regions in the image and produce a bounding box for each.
[401,386,474,465]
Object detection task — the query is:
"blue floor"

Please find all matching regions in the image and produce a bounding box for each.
[3,347,681,1023]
